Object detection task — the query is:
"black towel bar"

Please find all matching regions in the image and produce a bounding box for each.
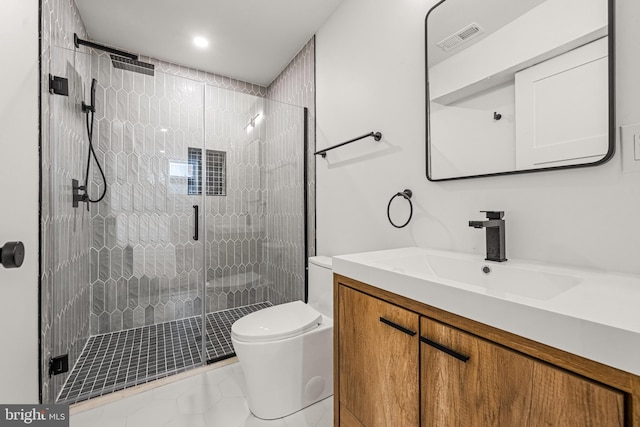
[314,131,382,158]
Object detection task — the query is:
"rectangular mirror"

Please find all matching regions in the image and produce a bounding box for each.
[425,0,615,181]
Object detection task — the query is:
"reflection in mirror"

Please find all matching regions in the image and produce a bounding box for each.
[426,0,613,181]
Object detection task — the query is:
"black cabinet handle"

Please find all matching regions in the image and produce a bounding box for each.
[1,241,25,269]
[420,336,470,363]
[193,205,199,241]
[379,317,416,336]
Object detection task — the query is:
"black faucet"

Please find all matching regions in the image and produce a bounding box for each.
[469,211,507,262]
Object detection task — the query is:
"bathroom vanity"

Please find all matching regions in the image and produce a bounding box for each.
[332,248,640,426]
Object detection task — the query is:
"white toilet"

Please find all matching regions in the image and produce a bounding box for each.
[231,256,334,420]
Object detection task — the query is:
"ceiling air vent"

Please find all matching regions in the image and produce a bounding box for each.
[437,23,484,52]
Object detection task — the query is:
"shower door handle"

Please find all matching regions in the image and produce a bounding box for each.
[193,205,199,241]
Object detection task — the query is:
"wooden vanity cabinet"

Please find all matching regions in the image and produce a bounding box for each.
[338,285,420,427]
[421,317,624,426]
[335,274,636,427]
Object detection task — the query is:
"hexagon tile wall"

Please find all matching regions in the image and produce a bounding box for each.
[87,57,307,336]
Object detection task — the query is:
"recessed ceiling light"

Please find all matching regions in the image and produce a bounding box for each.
[193,37,209,48]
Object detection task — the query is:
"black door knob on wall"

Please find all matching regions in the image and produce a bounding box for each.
[0,241,25,268]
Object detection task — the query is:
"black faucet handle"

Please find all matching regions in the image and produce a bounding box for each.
[480,211,504,220]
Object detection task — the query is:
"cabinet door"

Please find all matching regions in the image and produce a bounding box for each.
[420,317,625,426]
[338,285,419,427]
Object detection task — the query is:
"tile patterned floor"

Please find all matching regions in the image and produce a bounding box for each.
[70,361,334,427]
[59,303,272,404]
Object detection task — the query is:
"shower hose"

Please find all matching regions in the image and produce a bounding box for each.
[83,80,107,203]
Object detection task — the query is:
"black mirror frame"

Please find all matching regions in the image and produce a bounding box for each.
[425,0,616,182]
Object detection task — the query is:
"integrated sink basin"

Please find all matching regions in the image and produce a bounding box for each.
[332,247,640,376]
[376,252,581,301]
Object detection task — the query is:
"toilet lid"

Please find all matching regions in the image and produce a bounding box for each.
[231,301,322,343]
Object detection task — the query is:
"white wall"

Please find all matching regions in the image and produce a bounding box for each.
[316,0,640,276]
[0,0,40,402]
[430,82,515,178]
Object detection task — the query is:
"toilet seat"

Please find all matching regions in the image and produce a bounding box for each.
[231,301,322,343]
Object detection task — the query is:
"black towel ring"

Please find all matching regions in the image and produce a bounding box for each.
[387,189,413,228]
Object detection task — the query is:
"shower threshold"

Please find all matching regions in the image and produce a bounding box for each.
[57,302,272,405]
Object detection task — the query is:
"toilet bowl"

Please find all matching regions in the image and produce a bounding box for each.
[231,256,333,420]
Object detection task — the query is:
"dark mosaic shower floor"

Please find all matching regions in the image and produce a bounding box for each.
[57,302,272,404]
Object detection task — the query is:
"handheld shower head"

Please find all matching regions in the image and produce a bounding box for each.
[82,78,97,113]
[80,76,107,207]
[90,78,97,110]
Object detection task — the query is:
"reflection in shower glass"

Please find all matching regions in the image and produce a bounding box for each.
[188,147,203,195]
[206,150,226,196]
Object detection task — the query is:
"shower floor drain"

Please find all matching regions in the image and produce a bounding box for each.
[57,302,272,404]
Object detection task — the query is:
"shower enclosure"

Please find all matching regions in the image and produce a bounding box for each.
[43,44,307,404]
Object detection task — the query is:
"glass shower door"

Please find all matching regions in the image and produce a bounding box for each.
[46,45,208,404]
[45,44,93,404]
[201,86,307,363]
[44,43,308,403]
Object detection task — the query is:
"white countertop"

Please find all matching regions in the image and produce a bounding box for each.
[332,247,640,376]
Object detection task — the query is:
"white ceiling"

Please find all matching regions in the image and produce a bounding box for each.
[75,0,345,87]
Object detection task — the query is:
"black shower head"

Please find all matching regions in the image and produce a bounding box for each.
[73,33,154,77]
[110,54,155,76]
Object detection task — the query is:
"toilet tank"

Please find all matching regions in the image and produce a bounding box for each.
[307,256,333,319]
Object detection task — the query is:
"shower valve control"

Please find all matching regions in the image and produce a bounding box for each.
[72,179,89,210]
[0,241,25,269]
[48,74,69,96]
